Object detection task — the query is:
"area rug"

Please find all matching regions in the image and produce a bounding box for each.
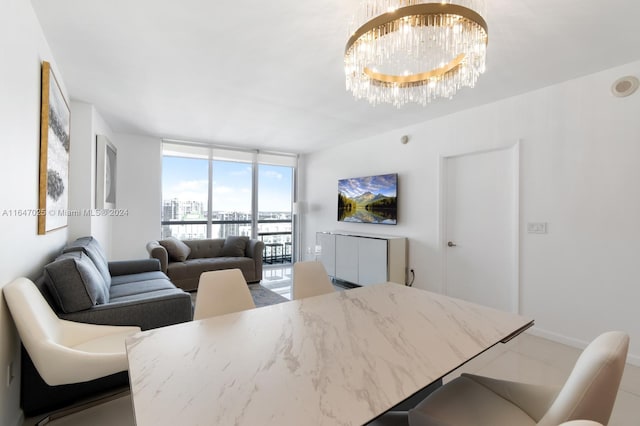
[248,283,289,307]
[190,284,289,308]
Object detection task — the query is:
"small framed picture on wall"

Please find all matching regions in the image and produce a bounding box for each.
[96,135,117,209]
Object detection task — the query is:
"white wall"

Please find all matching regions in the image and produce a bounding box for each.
[0,1,69,425]
[111,134,163,260]
[301,60,640,365]
[69,126,163,261]
[89,107,118,256]
[68,102,94,239]
[68,101,118,256]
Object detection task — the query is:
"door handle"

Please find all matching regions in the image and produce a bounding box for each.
[447,241,457,247]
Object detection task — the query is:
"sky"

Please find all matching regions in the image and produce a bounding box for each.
[162,156,292,212]
[338,173,397,199]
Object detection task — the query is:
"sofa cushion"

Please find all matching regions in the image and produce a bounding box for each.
[63,236,112,287]
[109,279,178,299]
[110,271,170,286]
[44,251,109,313]
[166,257,256,291]
[220,236,249,257]
[160,237,191,262]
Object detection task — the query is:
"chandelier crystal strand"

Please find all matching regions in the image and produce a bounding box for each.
[344,0,487,107]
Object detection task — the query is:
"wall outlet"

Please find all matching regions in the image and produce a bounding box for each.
[6,361,14,387]
[527,222,548,234]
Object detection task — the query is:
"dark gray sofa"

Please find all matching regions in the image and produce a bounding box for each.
[23,236,193,416]
[41,236,193,330]
[147,236,264,291]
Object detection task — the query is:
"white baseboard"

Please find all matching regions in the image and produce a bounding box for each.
[528,326,640,367]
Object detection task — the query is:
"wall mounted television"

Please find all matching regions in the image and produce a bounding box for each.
[338,173,398,225]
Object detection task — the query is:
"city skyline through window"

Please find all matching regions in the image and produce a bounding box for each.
[161,154,295,262]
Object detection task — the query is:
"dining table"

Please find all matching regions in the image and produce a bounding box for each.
[126,282,533,425]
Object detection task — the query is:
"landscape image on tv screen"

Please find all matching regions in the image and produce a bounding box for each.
[338,173,397,225]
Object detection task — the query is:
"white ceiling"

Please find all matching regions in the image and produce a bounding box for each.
[32,0,640,154]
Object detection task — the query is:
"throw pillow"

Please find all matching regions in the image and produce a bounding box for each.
[63,236,112,286]
[160,237,191,262]
[44,251,109,313]
[220,236,249,257]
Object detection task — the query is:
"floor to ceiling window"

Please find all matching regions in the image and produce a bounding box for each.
[161,141,297,262]
[258,164,293,263]
[211,160,253,239]
[161,155,209,239]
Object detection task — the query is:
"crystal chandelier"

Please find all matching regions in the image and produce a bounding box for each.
[344,0,488,107]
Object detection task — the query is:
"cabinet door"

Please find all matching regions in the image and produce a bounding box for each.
[335,235,359,284]
[358,238,388,285]
[316,232,336,277]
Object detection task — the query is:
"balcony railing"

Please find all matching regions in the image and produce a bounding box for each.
[161,219,293,264]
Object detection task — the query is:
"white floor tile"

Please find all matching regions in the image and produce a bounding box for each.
[509,332,583,373]
[474,349,569,387]
[619,362,640,397]
[608,389,640,426]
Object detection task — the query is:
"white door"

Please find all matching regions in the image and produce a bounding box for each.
[443,145,519,312]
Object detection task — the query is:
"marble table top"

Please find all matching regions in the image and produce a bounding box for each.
[126,283,533,426]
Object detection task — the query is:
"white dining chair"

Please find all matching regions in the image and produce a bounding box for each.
[193,269,256,320]
[407,331,629,426]
[292,261,336,300]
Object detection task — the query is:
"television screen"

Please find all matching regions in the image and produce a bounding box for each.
[338,173,398,225]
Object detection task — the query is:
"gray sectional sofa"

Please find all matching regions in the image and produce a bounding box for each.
[41,236,193,330]
[146,236,264,291]
[24,236,193,416]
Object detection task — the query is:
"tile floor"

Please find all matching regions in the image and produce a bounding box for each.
[261,264,295,300]
[24,266,640,425]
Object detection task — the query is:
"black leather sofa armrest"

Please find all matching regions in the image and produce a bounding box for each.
[108,258,161,276]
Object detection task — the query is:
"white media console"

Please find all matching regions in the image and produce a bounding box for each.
[316,232,407,286]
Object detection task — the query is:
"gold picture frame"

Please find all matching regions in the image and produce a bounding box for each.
[38,61,70,234]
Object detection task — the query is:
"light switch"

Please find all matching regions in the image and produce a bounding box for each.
[527,222,548,234]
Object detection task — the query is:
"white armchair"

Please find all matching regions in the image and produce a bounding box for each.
[3,277,140,386]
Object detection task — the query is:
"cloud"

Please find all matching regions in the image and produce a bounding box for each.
[263,170,283,180]
[164,179,208,201]
[213,185,234,194]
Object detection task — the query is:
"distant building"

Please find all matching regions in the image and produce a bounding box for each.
[161,199,292,252]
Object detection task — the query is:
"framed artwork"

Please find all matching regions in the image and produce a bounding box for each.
[38,61,70,234]
[96,135,117,209]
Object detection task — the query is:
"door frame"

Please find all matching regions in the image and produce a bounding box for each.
[438,140,521,313]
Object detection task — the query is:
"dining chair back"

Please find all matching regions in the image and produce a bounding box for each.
[537,330,629,425]
[292,261,335,300]
[193,269,255,320]
[407,331,629,426]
